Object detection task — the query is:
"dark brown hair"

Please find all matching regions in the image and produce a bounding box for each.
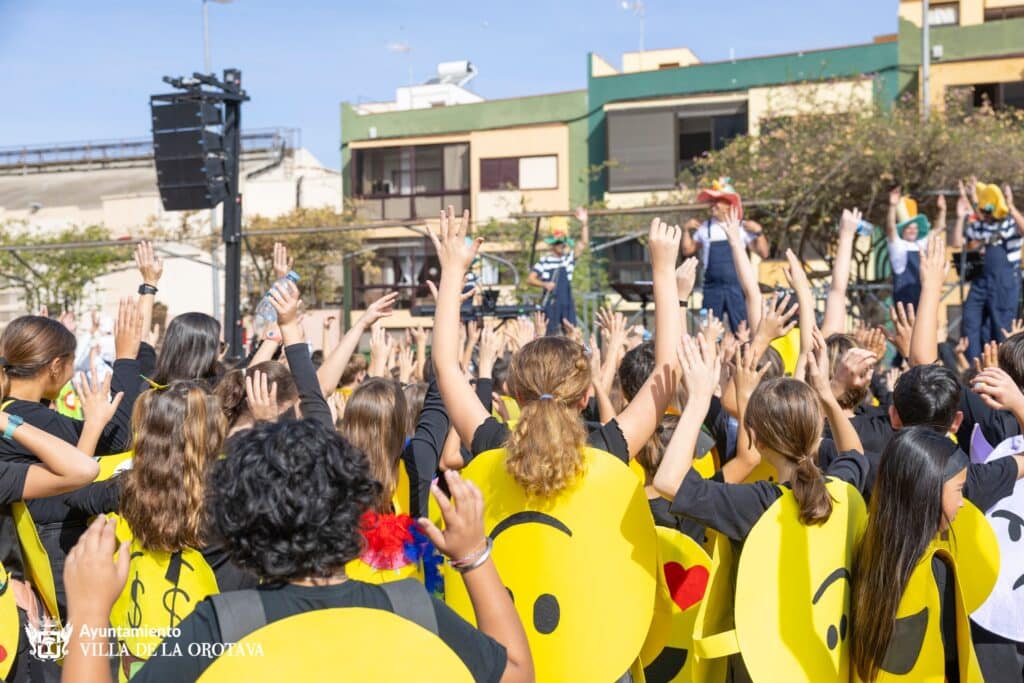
[120,381,226,552]
[999,332,1024,388]
[505,337,590,498]
[215,361,298,427]
[340,378,407,511]
[0,316,77,400]
[745,378,833,525]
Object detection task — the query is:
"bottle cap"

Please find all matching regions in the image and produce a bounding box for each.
[286,271,301,282]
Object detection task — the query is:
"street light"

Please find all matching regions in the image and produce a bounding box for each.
[201,0,234,322]
[620,0,646,52]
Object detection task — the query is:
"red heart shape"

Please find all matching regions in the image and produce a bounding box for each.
[663,561,709,612]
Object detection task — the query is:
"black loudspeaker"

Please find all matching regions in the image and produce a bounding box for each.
[151,99,226,210]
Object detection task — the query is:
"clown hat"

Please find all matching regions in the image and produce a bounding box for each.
[895,196,930,238]
[976,182,1009,220]
[697,177,743,219]
[545,215,574,246]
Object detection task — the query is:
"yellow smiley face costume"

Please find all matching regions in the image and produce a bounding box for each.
[864,502,997,683]
[108,514,220,681]
[197,607,473,682]
[640,526,712,683]
[445,447,658,682]
[0,562,17,680]
[692,479,867,682]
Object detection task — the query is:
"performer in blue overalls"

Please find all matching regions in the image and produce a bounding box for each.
[681,178,767,333]
[953,178,1024,360]
[885,186,944,309]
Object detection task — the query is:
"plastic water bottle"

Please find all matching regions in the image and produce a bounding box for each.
[856,220,875,237]
[253,271,301,338]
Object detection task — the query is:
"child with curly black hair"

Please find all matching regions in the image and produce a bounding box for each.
[62,419,534,683]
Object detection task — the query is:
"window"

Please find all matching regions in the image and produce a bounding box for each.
[927,3,959,26]
[479,155,557,191]
[352,143,469,220]
[985,6,1024,21]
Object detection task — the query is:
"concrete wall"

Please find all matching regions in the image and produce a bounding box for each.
[928,54,1024,106]
[748,78,877,134]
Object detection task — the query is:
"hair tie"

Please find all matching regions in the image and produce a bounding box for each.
[538,394,554,400]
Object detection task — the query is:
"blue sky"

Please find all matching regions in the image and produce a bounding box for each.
[0,0,896,169]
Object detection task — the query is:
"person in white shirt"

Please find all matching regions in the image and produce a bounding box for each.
[886,187,943,309]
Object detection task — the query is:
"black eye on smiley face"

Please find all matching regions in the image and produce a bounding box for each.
[491,511,573,636]
[812,568,851,651]
[992,510,1024,542]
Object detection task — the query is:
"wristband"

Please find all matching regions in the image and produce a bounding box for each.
[3,414,23,441]
[138,284,158,296]
[450,537,493,573]
[679,300,689,307]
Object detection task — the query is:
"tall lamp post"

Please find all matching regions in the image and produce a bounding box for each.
[922,0,931,120]
[203,0,234,322]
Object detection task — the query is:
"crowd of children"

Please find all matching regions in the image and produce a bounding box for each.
[0,175,1018,682]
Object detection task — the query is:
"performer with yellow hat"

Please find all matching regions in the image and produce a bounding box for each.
[951,177,1024,359]
[682,178,768,333]
[886,186,944,309]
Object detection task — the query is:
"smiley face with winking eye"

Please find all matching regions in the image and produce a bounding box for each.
[444,447,658,682]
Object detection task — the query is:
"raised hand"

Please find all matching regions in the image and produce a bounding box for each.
[974,340,1000,373]
[919,230,948,291]
[134,241,164,286]
[272,242,294,281]
[73,372,124,427]
[756,293,798,342]
[245,369,280,422]
[418,470,488,563]
[957,195,972,219]
[677,335,721,408]
[839,208,862,238]
[114,298,143,360]
[675,256,698,302]
[1001,318,1024,340]
[733,343,770,409]
[886,302,916,359]
[398,345,416,384]
[648,218,682,270]
[1005,184,1015,208]
[973,367,1024,415]
[562,320,583,346]
[722,205,743,244]
[531,310,548,339]
[427,206,481,274]
[477,322,504,376]
[889,186,902,207]
[425,280,476,303]
[356,291,399,329]
[58,309,77,334]
[701,309,725,348]
[936,194,947,213]
[268,279,302,327]
[734,319,752,345]
[831,346,878,402]
[806,328,834,404]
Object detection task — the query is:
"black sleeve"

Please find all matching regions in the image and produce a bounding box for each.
[96,358,145,455]
[283,343,333,430]
[0,461,29,505]
[474,377,493,411]
[704,396,731,464]
[470,417,510,456]
[431,596,507,683]
[401,378,449,519]
[965,458,1018,512]
[135,342,157,378]
[823,450,871,495]
[25,479,121,523]
[131,600,220,683]
[957,385,1022,450]
[669,468,782,542]
[587,419,629,464]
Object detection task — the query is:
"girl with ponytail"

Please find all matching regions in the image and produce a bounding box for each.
[429,207,683,494]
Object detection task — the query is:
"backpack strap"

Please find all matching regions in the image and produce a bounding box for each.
[379,578,439,636]
[210,590,267,644]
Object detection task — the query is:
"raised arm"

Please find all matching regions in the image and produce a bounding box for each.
[723,207,763,331]
[808,328,863,455]
[652,335,720,498]
[317,293,397,395]
[614,219,683,458]
[935,193,947,235]
[1005,185,1024,234]
[676,257,697,336]
[821,208,859,337]
[951,185,971,249]
[909,231,947,366]
[573,206,590,258]
[720,343,767,483]
[784,248,816,379]
[721,293,796,418]
[743,219,770,259]
[885,187,900,243]
[134,241,163,347]
[13,409,101,497]
[428,208,492,446]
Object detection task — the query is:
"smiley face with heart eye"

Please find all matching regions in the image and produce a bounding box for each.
[639,527,711,683]
[444,448,658,682]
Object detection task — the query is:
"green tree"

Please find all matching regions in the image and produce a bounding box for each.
[243,206,366,310]
[0,223,131,312]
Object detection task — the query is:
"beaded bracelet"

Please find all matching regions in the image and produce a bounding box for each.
[449,537,493,574]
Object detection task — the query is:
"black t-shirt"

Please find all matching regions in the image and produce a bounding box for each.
[470,416,630,464]
[817,439,882,502]
[669,450,869,542]
[848,412,896,457]
[131,581,507,682]
[932,555,959,683]
[704,396,731,464]
[649,495,707,545]
[401,378,450,519]
[964,457,1018,512]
